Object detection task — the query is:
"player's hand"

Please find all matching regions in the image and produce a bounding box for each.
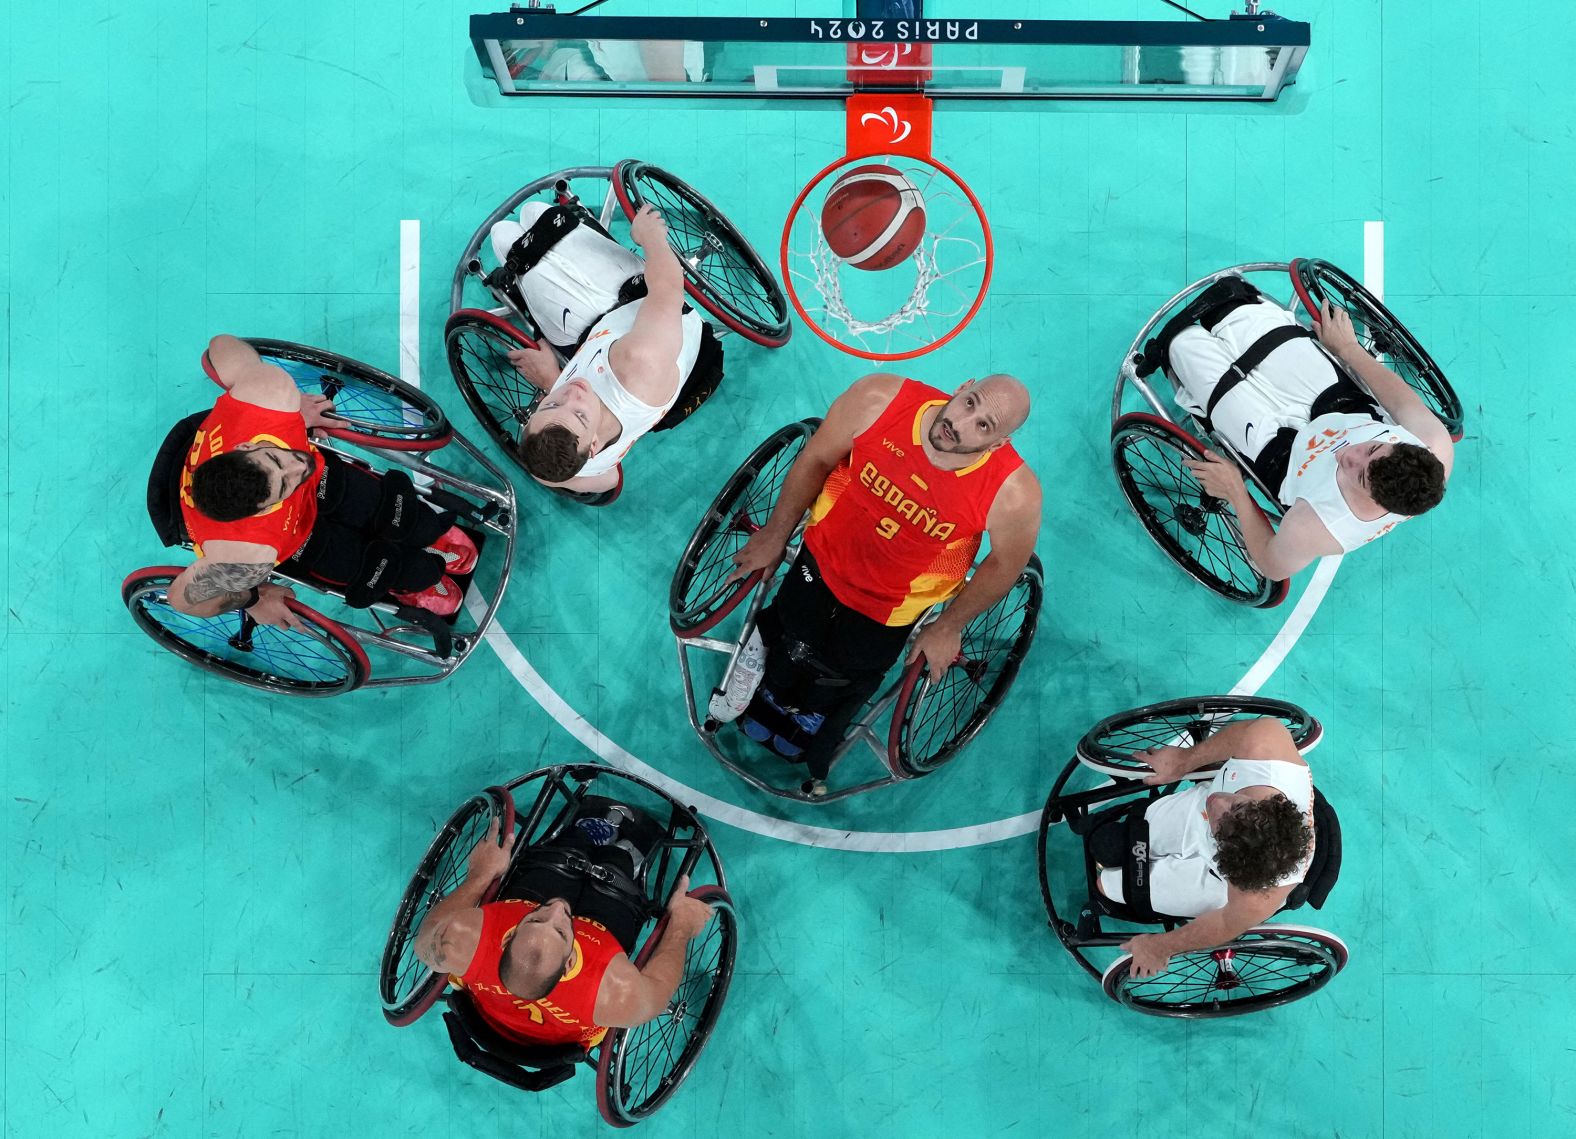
[1137,744,1191,785]
[725,528,789,587]
[506,342,561,390]
[245,583,304,630]
[1120,933,1174,979]
[466,818,516,884]
[629,203,669,250]
[1315,300,1363,361]
[300,393,338,433]
[663,875,715,940]
[906,619,961,683]
[1183,449,1245,502]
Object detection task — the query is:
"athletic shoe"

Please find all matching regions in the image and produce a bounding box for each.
[391,574,463,618]
[429,526,479,576]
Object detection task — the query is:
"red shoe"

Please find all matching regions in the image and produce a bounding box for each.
[429,526,478,576]
[391,575,464,618]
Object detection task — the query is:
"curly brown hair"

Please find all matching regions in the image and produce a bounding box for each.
[1214,796,1312,892]
[1368,442,1445,516]
[521,422,588,484]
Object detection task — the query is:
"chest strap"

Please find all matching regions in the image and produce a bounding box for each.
[1204,324,1317,423]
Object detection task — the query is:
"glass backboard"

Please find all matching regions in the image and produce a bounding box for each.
[469,12,1310,102]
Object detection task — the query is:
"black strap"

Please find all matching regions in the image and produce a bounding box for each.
[503,204,582,277]
[1203,324,1316,423]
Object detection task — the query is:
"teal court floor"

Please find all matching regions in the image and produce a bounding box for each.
[5,0,1575,1135]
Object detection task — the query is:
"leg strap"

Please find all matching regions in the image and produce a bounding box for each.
[1202,323,1317,424]
[503,203,582,277]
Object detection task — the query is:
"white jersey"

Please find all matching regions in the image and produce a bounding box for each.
[1278,413,1426,551]
[1139,758,1315,918]
[548,297,704,477]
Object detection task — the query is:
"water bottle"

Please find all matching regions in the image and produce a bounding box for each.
[708,627,766,724]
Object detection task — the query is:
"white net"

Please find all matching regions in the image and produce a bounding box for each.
[785,155,989,359]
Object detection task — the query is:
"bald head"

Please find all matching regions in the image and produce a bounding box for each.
[928,374,1031,455]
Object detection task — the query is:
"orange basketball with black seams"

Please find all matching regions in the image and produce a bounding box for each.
[819,164,927,271]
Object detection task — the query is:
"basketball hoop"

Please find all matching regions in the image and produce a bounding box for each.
[781,93,993,361]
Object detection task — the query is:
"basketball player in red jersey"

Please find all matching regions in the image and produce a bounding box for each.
[169,335,476,626]
[414,818,716,1047]
[728,373,1041,796]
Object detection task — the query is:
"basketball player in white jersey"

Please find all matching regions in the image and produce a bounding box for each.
[1174,298,1455,579]
[489,203,707,494]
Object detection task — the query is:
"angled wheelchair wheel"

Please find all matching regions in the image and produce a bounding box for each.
[888,555,1044,777]
[205,340,453,451]
[1102,925,1348,1018]
[1112,413,1286,608]
[1076,695,1322,779]
[613,159,792,348]
[1290,258,1463,440]
[670,418,819,637]
[444,309,544,464]
[379,786,517,1026]
[123,568,369,696]
[596,885,738,1126]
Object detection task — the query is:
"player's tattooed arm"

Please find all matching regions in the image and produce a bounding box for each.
[179,560,273,615]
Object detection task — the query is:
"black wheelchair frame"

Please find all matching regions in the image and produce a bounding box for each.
[1111,258,1461,606]
[123,340,518,695]
[1037,696,1347,1018]
[670,419,1043,803]
[379,765,736,1127]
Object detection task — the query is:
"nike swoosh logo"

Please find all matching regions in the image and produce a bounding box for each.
[562,306,572,327]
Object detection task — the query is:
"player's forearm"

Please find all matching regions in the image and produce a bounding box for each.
[761,453,836,541]
[1149,907,1253,956]
[633,926,692,1015]
[933,550,1022,632]
[637,229,684,296]
[1167,718,1272,772]
[1225,486,1281,578]
[171,563,271,617]
[1334,344,1427,424]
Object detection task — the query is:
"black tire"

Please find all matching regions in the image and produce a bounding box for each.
[123,568,369,696]
[669,419,819,637]
[1290,258,1463,439]
[1075,695,1322,779]
[888,555,1044,776]
[1102,925,1348,1018]
[613,160,791,347]
[1111,412,1284,607]
[443,309,544,465]
[241,339,453,451]
[596,886,738,1125]
[380,787,517,1026]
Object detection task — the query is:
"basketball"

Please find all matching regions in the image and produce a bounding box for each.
[819,164,927,271]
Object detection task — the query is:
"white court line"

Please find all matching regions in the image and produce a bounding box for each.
[1364,221,1384,303]
[399,220,421,388]
[411,225,1380,853]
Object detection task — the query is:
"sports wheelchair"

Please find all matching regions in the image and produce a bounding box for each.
[379,765,737,1126]
[444,160,791,506]
[1037,695,1346,1018]
[122,340,517,695]
[670,419,1043,803]
[1111,258,1463,606]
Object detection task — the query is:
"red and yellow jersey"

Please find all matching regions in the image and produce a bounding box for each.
[453,899,624,1050]
[179,392,322,562]
[803,379,1024,626]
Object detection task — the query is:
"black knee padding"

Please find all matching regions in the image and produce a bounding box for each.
[503,204,582,277]
[343,539,407,609]
[1136,274,1264,378]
